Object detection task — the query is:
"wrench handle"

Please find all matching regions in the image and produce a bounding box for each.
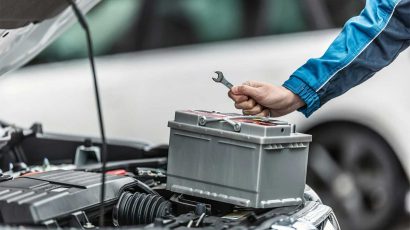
[225,82,233,89]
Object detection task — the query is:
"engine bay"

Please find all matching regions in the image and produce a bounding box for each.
[0,118,339,230]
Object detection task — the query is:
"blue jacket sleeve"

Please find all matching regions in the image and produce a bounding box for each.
[283,0,410,117]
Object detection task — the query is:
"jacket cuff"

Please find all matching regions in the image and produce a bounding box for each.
[282,76,321,117]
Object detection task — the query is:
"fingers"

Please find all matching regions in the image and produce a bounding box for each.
[255,109,270,117]
[233,97,267,116]
[229,81,272,117]
[231,85,261,100]
[228,91,248,103]
[229,81,264,102]
[243,104,264,115]
[235,98,256,110]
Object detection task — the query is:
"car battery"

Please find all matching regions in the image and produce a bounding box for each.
[166,110,312,209]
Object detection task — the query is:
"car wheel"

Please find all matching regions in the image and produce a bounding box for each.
[306,121,408,230]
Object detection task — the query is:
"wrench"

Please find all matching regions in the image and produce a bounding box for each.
[212,71,233,89]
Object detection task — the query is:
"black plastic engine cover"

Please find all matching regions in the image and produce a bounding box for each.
[0,170,136,224]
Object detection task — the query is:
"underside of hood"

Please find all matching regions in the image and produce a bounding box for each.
[0,0,100,76]
[0,0,70,29]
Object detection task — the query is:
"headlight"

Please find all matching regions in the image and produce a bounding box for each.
[280,201,341,230]
[321,212,341,230]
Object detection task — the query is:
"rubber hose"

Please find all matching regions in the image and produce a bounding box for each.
[113,191,171,226]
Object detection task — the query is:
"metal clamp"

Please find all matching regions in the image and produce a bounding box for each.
[198,115,289,133]
[198,116,242,132]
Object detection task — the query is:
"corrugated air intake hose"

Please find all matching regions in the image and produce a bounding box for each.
[113,191,172,226]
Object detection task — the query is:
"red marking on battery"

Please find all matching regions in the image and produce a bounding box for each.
[186,110,230,118]
[106,169,127,176]
[232,118,277,126]
[21,171,42,177]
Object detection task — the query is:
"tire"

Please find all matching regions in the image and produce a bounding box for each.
[306,121,408,230]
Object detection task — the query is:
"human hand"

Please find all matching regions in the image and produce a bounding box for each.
[228,81,305,117]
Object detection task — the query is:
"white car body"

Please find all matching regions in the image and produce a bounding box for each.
[0,28,409,184]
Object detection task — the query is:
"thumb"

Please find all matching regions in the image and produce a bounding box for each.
[231,85,260,99]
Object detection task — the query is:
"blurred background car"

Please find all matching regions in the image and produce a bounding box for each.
[0,0,408,229]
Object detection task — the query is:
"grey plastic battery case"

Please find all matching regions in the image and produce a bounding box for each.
[166,110,312,209]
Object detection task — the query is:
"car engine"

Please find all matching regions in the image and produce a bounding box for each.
[0,113,340,230]
[0,169,337,229]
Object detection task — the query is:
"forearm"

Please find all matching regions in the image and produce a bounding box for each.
[283,0,410,117]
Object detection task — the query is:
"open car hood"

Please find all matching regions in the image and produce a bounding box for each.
[0,0,100,76]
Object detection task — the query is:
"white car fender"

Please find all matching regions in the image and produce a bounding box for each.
[290,100,410,181]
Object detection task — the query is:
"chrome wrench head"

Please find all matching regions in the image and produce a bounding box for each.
[212,71,224,82]
[212,71,233,89]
